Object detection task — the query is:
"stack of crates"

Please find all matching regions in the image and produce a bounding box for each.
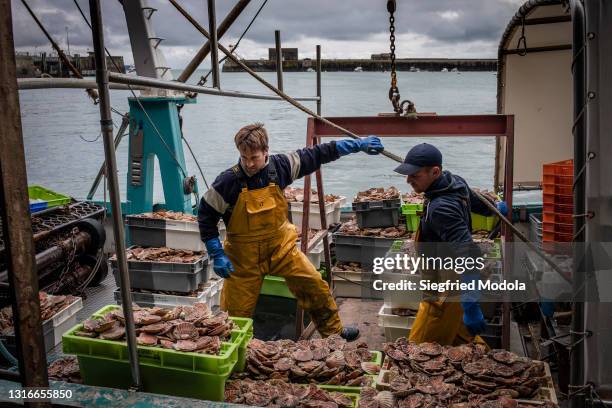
[542,160,574,246]
[63,304,253,401]
[115,212,217,309]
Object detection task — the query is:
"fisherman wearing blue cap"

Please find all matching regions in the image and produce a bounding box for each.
[395,143,507,346]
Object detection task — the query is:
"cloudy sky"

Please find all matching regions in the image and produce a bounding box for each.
[11,0,523,68]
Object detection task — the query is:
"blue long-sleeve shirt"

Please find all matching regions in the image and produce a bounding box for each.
[419,171,494,261]
[198,141,340,241]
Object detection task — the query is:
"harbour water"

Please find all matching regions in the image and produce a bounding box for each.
[19,70,499,203]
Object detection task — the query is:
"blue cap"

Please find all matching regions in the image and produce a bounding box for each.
[394,143,442,176]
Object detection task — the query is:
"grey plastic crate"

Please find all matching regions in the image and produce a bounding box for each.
[110,251,209,293]
[113,287,209,307]
[351,198,401,211]
[333,232,403,267]
[355,208,400,228]
[126,216,167,247]
[529,213,543,249]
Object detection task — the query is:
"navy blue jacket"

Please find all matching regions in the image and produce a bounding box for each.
[419,171,494,260]
[198,141,340,241]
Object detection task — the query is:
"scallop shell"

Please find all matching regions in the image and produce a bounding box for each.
[173,339,199,352]
[361,361,380,375]
[83,319,100,332]
[94,318,116,333]
[74,330,97,338]
[292,349,314,362]
[325,351,346,368]
[173,321,198,340]
[140,322,168,334]
[99,323,125,340]
[374,391,394,408]
[137,332,158,346]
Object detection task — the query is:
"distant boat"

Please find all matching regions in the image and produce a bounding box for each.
[354,66,363,72]
[451,67,459,73]
[306,67,315,72]
[409,66,417,72]
[441,67,449,72]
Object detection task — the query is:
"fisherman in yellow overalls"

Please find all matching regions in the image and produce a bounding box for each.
[198,123,384,340]
[393,143,506,346]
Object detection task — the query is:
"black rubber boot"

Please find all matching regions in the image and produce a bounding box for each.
[340,326,360,341]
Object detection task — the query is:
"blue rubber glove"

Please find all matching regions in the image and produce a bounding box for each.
[496,200,509,216]
[204,237,234,279]
[540,299,556,318]
[462,303,487,336]
[336,135,384,156]
[461,273,486,336]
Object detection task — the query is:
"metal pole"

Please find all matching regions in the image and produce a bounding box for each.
[178,0,251,83]
[17,77,146,91]
[0,0,50,403]
[87,114,130,200]
[207,0,220,88]
[88,0,141,389]
[569,1,586,406]
[108,72,319,101]
[275,30,283,91]
[316,45,322,115]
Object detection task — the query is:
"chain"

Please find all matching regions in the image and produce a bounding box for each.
[51,227,79,294]
[387,0,401,113]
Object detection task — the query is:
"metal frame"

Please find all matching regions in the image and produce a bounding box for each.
[0,0,50,398]
[299,114,515,346]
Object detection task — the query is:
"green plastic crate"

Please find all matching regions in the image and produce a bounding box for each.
[62,304,246,401]
[231,317,254,373]
[260,275,295,299]
[318,350,383,393]
[260,270,326,299]
[28,185,70,212]
[401,203,423,232]
[471,212,499,232]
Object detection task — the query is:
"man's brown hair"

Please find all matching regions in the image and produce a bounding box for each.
[234,123,269,151]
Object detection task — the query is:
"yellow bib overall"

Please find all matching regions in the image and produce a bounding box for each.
[220,170,342,337]
[408,223,487,347]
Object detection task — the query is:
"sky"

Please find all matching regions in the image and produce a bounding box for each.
[11,0,524,68]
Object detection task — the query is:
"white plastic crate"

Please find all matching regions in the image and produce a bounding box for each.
[381,271,421,311]
[44,297,83,352]
[332,269,364,298]
[204,278,223,309]
[377,304,415,342]
[289,197,345,229]
[307,241,324,269]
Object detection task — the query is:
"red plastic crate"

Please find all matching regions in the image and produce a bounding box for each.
[543,184,573,196]
[543,159,573,176]
[543,193,573,206]
[543,221,573,235]
[543,203,573,214]
[542,230,573,242]
[543,212,573,225]
[543,174,573,186]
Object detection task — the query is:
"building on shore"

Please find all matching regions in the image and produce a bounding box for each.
[14,51,125,78]
[223,48,496,72]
